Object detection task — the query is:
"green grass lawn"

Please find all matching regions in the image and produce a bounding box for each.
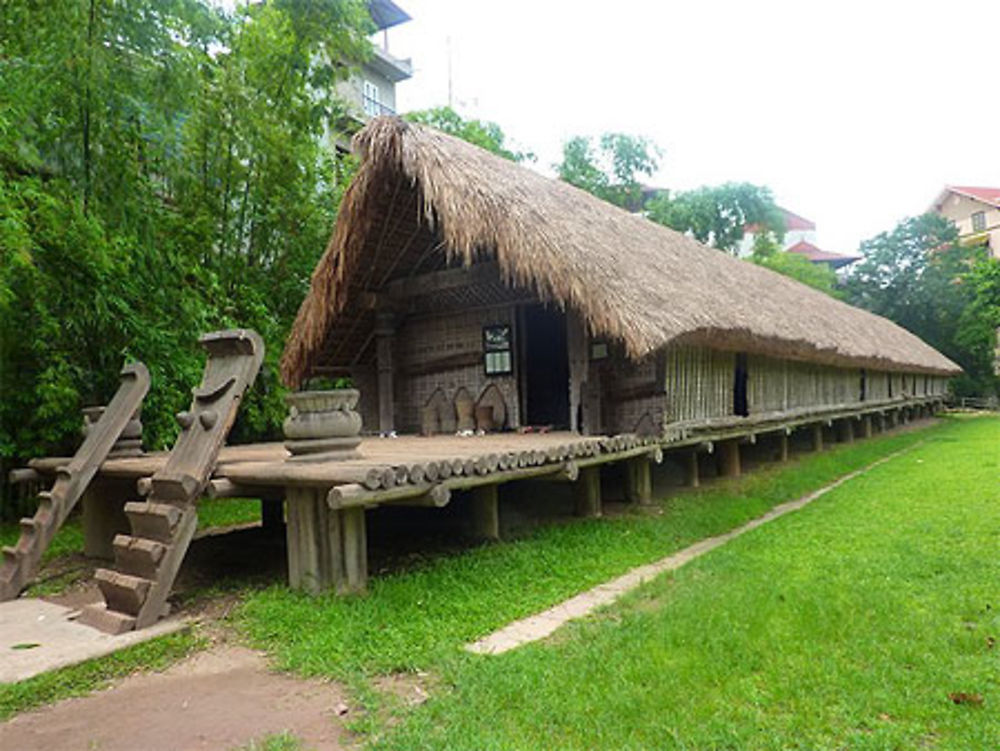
[238,418,958,685]
[360,415,1000,750]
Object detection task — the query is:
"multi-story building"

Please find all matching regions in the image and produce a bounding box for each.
[336,0,413,128]
[738,207,857,270]
[929,186,1000,258]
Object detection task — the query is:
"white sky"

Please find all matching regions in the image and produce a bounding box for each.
[388,0,1000,253]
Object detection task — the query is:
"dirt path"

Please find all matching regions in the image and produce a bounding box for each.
[0,646,350,751]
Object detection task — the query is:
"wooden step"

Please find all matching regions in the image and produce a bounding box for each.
[18,518,39,540]
[124,501,183,542]
[112,535,168,579]
[35,490,55,512]
[77,604,137,635]
[93,569,152,615]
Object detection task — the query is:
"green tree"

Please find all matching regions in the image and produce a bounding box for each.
[750,232,840,297]
[647,182,785,254]
[556,133,659,209]
[0,0,373,518]
[405,107,531,162]
[843,214,993,395]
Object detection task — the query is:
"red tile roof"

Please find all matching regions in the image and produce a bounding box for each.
[948,186,1000,208]
[745,206,816,235]
[786,240,858,269]
[780,208,816,231]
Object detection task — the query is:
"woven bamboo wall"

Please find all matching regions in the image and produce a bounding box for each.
[656,345,949,430]
[602,355,666,436]
[394,306,520,433]
[663,346,734,422]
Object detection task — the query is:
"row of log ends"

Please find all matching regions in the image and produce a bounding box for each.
[322,433,661,494]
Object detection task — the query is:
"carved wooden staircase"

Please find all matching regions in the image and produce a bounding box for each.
[80,329,264,634]
[0,363,151,601]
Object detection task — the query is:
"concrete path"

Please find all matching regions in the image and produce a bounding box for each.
[467,444,915,655]
[0,598,186,683]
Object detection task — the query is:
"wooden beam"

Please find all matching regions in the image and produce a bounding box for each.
[382,261,501,300]
[778,431,789,462]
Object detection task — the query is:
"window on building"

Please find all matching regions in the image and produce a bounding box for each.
[887,372,893,399]
[362,80,381,117]
[859,368,867,402]
[972,211,987,232]
[733,353,749,417]
[483,324,513,375]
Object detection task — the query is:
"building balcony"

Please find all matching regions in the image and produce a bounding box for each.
[362,95,397,118]
[366,45,413,83]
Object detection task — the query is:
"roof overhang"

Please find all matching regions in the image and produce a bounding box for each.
[369,0,410,31]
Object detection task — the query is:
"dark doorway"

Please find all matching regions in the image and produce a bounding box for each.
[520,304,570,428]
[733,353,749,417]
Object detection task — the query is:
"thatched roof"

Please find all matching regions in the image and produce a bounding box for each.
[281,117,960,387]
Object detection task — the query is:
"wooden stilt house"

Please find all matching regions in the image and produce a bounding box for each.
[6,118,962,628]
[281,117,959,439]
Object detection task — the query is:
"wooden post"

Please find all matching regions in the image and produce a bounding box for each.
[375,311,395,434]
[686,450,700,488]
[811,423,824,452]
[286,488,366,595]
[575,466,602,517]
[717,439,741,477]
[624,456,653,505]
[341,507,367,594]
[778,432,789,462]
[862,415,873,438]
[566,310,587,433]
[82,478,132,560]
[469,484,500,541]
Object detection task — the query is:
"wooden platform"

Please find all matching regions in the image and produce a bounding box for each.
[21,397,944,604]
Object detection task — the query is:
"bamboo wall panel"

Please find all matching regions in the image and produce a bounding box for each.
[395,306,519,433]
[664,346,732,423]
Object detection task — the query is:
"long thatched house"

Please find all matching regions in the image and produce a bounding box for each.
[282,117,958,443]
